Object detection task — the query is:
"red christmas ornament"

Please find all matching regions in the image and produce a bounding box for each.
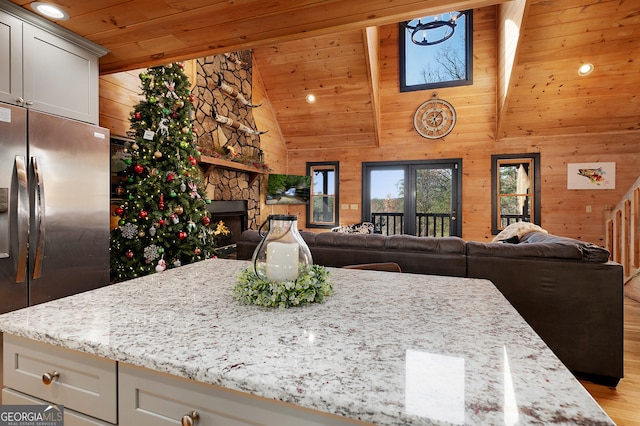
[114,206,124,216]
[201,217,210,225]
[172,112,178,118]
[158,219,165,226]
[126,250,134,259]
[189,94,195,103]
[167,172,175,182]
[133,164,144,174]
[139,210,148,219]
[159,193,165,210]
[178,231,188,240]
[194,247,201,255]
[189,155,196,166]
[134,112,142,120]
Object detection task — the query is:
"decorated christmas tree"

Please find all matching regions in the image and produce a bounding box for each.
[110,62,226,282]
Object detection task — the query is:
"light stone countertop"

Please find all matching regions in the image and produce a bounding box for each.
[0,258,613,425]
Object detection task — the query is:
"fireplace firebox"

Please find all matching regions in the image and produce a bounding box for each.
[207,200,248,245]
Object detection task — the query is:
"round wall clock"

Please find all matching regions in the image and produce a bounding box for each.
[413,93,457,139]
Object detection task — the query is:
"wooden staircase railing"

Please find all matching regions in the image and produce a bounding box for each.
[606,176,640,282]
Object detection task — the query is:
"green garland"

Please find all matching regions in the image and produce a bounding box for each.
[233,265,332,308]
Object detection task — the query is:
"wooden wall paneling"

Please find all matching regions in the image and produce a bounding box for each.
[99,69,143,137]
[290,127,640,244]
[183,60,197,90]
[616,209,622,263]
[606,219,614,255]
[252,29,377,154]
[251,56,291,224]
[251,57,287,172]
[635,188,640,268]
[604,177,640,280]
[99,61,196,138]
[625,200,632,275]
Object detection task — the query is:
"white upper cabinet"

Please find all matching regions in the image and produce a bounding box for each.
[0,10,22,105]
[0,6,107,124]
[23,24,99,124]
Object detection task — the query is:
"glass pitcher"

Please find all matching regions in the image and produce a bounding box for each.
[252,215,313,282]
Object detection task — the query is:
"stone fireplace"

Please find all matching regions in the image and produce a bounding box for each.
[192,52,263,233]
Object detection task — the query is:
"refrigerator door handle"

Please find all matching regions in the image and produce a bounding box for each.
[15,156,29,283]
[0,187,8,258]
[32,157,45,280]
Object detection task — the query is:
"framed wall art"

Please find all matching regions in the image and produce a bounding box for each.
[567,162,615,190]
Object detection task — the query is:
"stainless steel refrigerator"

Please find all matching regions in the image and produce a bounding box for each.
[0,102,110,314]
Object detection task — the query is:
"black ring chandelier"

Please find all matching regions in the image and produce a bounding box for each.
[403,12,464,46]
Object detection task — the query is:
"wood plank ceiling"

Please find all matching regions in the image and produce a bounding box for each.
[502,0,640,138]
[8,0,640,143]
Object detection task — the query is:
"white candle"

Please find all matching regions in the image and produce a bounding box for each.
[266,242,299,281]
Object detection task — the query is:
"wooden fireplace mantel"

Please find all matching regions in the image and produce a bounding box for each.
[198,155,266,185]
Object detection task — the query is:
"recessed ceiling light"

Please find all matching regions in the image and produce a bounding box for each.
[30,2,69,20]
[305,94,316,104]
[578,63,594,76]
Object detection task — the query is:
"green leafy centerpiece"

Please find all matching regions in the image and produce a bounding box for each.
[234,215,331,308]
[233,264,332,308]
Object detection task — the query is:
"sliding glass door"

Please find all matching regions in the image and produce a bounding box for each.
[363,160,461,237]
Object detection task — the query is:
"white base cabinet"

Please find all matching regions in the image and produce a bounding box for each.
[2,388,113,426]
[2,334,117,424]
[119,363,364,426]
[3,334,368,426]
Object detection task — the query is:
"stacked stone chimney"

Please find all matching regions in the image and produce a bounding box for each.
[192,51,262,230]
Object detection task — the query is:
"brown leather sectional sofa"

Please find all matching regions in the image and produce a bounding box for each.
[236,229,624,386]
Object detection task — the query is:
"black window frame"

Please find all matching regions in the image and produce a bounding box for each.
[362,159,462,237]
[399,10,474,92]
[491,153,541,234]
[306,162,339,229]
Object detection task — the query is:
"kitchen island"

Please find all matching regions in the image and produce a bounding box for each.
[0,258,612,425]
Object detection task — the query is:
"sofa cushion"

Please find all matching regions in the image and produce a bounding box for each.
[520,231,610,263]
[385,235,466,254]
[467,240,583,260]
[467,232,610,263]
[315,232,386,249]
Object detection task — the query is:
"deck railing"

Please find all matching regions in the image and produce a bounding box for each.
[500,214,531,228]
[372,213,404,235]
[606,176,640,282]
[371,212,451,237]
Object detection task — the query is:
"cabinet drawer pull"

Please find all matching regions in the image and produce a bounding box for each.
[42,370,60,385]
[181,410,200,426]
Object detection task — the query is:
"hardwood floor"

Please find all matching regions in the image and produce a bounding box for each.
[580,297,640,425]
